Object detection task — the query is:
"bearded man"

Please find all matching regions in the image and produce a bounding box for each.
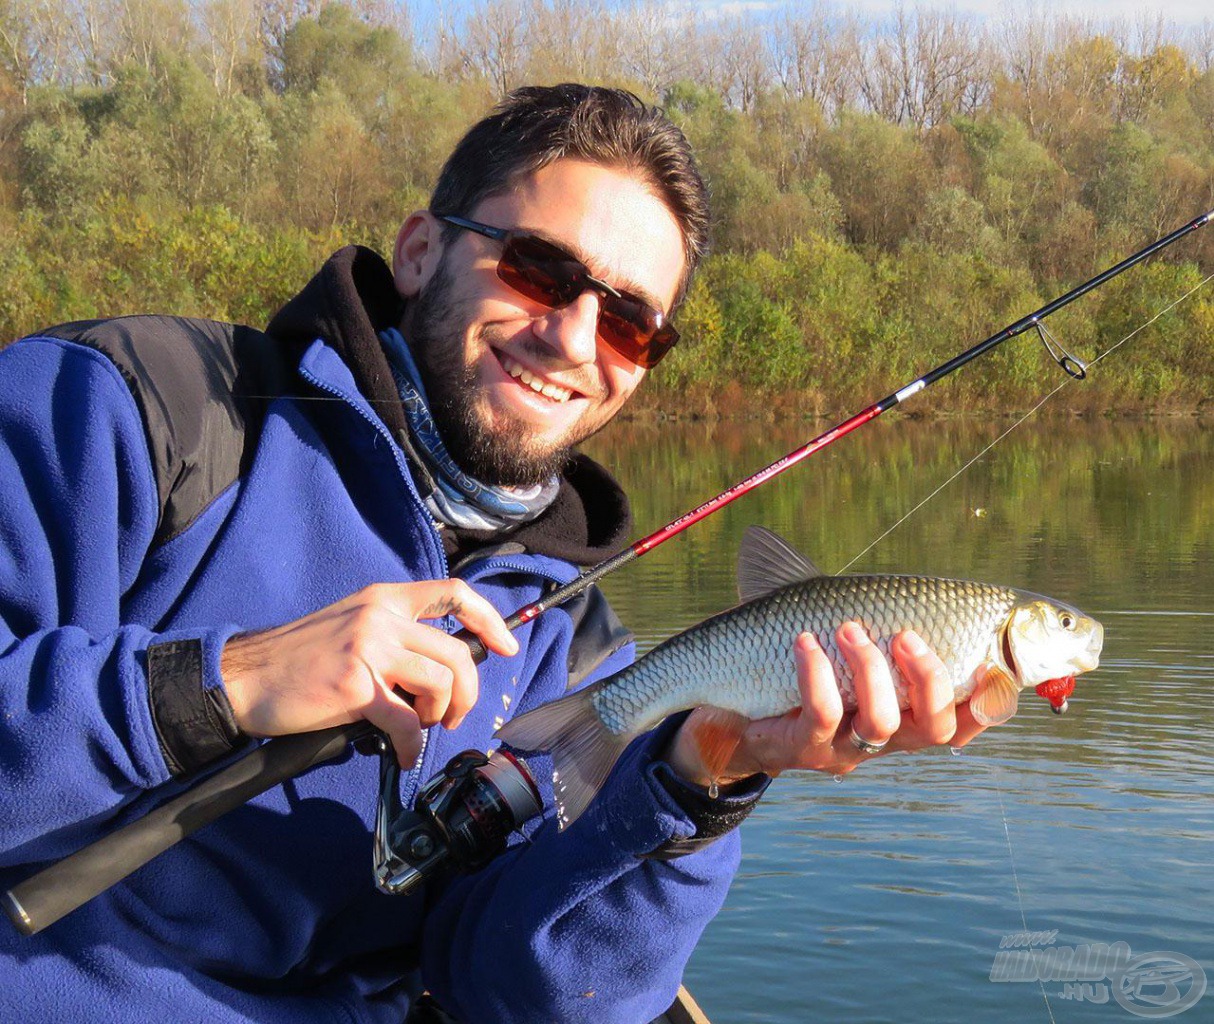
[0,85,984,1023]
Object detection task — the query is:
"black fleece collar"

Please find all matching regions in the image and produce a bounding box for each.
[266,246,633,567]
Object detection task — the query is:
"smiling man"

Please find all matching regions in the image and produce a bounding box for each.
[0,86,984,1024]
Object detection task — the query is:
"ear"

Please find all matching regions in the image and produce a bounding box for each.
[393,211,444,300]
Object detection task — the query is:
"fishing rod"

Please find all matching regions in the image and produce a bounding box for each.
[460,207,1214,656]
[6,210,1212,938]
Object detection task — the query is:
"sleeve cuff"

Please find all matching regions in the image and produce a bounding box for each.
[581,712,770,860]
[643,761,770,860]
[147,627,249,776]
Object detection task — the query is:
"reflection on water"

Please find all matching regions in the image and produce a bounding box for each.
[585,418,1214,1024]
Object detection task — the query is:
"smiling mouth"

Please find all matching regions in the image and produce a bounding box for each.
[498,352,577,403]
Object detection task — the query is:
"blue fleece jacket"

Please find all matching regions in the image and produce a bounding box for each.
[0,325,742,1024]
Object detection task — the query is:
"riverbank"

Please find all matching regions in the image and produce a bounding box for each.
[620,381,1214,422]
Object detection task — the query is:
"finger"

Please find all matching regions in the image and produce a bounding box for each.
[836,621,901,748]
[793,631,844,750]
[382,623,480,729]
[949,701,989,749]
[361,629,454,728]
[891,630,956,749]
[362,689,425,767]
[400,579,519,657]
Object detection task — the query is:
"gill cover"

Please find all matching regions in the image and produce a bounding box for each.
[1004,599,1103,688]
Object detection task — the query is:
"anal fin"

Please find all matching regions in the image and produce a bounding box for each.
[969,663,1022,726]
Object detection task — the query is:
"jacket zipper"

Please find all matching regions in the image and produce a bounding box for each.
[297,356,449,806]
[299,354,579,806]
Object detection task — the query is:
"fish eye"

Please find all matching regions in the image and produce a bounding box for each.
[1060,613,1075,629]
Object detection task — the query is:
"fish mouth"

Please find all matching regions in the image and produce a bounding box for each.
[1076,620,1104,672]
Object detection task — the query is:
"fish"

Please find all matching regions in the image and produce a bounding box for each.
[496,526,1104,827]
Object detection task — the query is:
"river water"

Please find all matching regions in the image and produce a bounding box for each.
[584,416,1214,1024]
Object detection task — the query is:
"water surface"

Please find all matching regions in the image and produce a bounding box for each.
[585,417,1214,1023]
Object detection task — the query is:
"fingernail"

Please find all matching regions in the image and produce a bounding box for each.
[504,633,519,655]
[841,622,869,646]
[903,632,928,656]
[799,631,819,651]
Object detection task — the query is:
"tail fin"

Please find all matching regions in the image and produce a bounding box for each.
[495,681,632,829]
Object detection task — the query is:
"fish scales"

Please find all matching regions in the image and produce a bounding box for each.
[591,576,1019,737]
[496,526,1103,828]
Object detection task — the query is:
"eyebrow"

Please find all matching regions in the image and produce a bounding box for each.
[524,226,670,316]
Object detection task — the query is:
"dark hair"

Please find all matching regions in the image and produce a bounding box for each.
[430,84,710,308]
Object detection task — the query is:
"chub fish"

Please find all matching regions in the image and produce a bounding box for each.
[496,526,1104,827]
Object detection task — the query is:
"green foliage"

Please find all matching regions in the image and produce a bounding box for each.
[279,4,411,102]
[0,3,1211,413]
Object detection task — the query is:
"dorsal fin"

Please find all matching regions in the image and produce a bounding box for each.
[737,526,824,602]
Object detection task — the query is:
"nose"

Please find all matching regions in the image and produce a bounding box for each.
[531,290,601,366]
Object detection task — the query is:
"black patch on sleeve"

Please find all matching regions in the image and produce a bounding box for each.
[37,316,292,545]
[146,639,248,776]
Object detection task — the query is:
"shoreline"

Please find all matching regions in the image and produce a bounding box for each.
[618,390,1214,423]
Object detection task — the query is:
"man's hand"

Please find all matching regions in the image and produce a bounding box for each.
[221,580,518,766]
[665,622,990,786]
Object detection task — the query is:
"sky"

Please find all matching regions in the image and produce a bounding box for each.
[408,0,1214,34]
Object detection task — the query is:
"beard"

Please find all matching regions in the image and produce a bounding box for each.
[404,252,584,488]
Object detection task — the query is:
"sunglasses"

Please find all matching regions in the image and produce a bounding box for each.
[439,214,679,369]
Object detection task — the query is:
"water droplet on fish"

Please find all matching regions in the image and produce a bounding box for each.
[707,782,719,799]
[949,746,964,757]
[832,774,844,783]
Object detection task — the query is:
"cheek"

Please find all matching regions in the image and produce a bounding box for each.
[600,356,646,403]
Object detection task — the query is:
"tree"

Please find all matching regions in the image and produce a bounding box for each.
[197,0,263,97]
[279,1,410,101]
[770,7,857,121]
[818,112,935,248]
[453,0,529,95]
[853,7,990,129]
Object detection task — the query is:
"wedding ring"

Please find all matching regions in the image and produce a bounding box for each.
[848,724,888,755]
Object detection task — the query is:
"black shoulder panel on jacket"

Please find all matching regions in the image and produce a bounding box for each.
[559,583,633,689]
[37,315,293,546]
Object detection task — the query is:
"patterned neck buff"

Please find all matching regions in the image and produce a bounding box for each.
[380,326,559,533]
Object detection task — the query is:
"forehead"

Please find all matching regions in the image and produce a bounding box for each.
[471,158,686,313]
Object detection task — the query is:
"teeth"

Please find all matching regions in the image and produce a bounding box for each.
[501,355,572,403]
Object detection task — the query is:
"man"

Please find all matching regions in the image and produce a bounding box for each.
[0,85,986,1023]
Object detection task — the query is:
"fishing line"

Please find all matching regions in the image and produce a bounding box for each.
[836,388,1064,573]
[993,771,1057,1024]
[838,270,1214,573]
[850,269,1214,1024]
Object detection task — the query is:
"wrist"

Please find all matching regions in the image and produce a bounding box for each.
[661,730,757,789]
[219,630,268,735]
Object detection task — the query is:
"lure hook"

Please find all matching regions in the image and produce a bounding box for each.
[1032,317,1087,380]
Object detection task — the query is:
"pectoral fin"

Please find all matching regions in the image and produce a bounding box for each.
[969,663,1022,726]
[686,707,751,789]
